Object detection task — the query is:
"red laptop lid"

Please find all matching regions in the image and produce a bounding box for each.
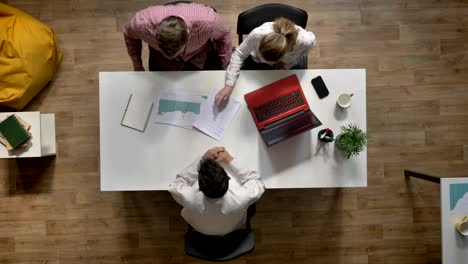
[244,74,310,130]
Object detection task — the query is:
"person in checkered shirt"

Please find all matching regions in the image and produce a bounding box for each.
[123,2,232,71]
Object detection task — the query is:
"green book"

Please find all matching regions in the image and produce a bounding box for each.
[0,115,31,149]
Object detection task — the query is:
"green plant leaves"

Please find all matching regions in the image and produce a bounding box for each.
[337,123,371,159]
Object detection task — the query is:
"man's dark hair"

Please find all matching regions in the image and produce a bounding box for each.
[198,158,229,199]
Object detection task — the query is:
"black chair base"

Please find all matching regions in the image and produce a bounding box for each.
[185,229,254,262]
[184,204,256,261]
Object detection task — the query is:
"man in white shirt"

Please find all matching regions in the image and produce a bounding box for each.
[169,147,265,236]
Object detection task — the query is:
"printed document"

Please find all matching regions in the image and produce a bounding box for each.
[153,90,206,129]
[193,88,241,141]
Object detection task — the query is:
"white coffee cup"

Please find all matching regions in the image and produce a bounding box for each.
[337,93,353,108]
[455,216,468,236]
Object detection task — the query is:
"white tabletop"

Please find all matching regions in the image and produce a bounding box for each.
[440,177,468,264]
[99,69,367,191]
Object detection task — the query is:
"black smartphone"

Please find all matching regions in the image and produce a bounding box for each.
[311,76,329,99]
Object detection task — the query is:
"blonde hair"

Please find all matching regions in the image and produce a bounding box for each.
[258,17,298,63]
[156,16,189,58]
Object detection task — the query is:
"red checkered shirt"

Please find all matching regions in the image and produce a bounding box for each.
[123,3,232,70]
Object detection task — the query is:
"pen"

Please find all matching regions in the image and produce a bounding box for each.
[320,128,330,139]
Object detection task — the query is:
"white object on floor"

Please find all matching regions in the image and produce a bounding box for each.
[0,111,56,158]
[441,178,468,264]
[40,113,56,156]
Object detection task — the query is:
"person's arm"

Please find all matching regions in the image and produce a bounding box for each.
[215,32,259,107]
[227,159,265,206]
[168,157,200,208]
[211,14,233,70]
[123,16,145,71]
[217,150,265,205]
[224,32,258,87]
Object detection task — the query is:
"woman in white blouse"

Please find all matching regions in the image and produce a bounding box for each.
[215,17,316,107]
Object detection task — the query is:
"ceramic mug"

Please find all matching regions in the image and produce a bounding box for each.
[337,93,353,108]
[455,216,468,236]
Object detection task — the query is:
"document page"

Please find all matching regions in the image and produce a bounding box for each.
[451,183,468,213]
[153,90,206,129]
[193,88,241,141]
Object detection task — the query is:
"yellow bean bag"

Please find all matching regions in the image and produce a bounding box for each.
[0,3,62,110]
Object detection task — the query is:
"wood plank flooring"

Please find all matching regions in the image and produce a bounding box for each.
[1,0,468,263]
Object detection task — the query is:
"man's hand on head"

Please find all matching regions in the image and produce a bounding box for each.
[202,147,225,160]
[217,150,234,163]
[202,147,233,163]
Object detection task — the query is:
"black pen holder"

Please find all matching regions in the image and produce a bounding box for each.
[318,129,334,143]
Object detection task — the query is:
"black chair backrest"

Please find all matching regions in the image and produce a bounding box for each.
[164,1,193,5]
[237,3,308,44]
[163,1,217,13]
[185,228,254,261]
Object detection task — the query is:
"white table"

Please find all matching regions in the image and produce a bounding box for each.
[99,70,367,191]
[0,112,56,158]
[441,178,468,264]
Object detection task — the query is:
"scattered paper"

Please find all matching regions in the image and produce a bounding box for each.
[193,88,241,141]
[450,183,468,213]
[153,90,206,129]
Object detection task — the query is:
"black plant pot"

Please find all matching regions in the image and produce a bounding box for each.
[335,134,350,159]
[335,134,343,149]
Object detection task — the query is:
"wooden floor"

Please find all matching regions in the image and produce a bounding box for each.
[1,0,468,263]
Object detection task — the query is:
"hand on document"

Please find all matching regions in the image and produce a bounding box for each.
[214,84,233,109]
[193,88,241,141]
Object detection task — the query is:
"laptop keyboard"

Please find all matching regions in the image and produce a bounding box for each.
[261,111,313,145]
[253,91,305,123]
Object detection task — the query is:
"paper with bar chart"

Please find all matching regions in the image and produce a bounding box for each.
[441,179,468,263]
[153,90,207,129]
[450,183,468,214]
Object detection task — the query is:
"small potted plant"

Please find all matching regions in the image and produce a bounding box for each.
[336,123,370,159]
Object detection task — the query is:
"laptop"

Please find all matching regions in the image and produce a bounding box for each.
[244,74,322,146]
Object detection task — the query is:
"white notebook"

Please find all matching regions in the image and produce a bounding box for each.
[121,94,154,132]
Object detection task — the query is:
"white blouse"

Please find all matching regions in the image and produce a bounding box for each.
[225,22,316,87]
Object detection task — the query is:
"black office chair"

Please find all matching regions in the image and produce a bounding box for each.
[184,204,256,261]
[236,3,309,69]
[164,1,217,12]
[164,1,194,5]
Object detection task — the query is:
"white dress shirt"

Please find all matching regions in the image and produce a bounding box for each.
[225,22,317,87]
[168,157,265,236]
